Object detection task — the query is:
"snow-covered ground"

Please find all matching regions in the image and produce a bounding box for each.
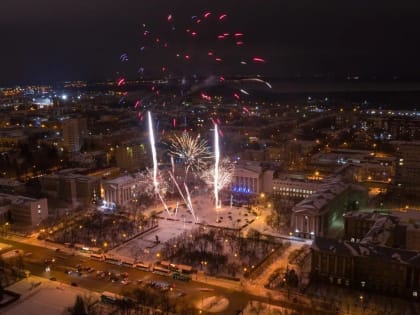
[4,276,99,315]
[243,300,291,315]
[109,194,258,262]
[109,194,310,264]
[195,295,230,313]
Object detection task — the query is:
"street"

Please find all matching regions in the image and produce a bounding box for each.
[0,236,334,315]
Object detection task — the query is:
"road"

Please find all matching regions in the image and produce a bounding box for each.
[0,236,335,315]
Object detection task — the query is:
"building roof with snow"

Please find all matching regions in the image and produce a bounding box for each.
[312,237,420,267]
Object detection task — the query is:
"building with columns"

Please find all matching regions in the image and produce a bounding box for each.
[230,161,273,195]
[102,174,140,208]
[291,179,367,238]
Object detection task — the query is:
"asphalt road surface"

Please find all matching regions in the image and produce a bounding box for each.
[0,236,332,315]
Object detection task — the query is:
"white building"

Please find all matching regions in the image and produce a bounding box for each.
[102,174,140,207]
[230,161,273,195]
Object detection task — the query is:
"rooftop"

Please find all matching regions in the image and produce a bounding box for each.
[313,237,420,267]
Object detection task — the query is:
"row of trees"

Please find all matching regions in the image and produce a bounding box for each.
[48,212,154,249]
[161,226,281,278]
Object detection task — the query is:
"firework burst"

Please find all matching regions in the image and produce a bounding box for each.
[201,157,234,194]
[169,132,212,177]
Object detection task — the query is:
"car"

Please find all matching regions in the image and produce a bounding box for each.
[71,282,78,287]
[55,248,61,252]
[44,258,55,264]
[49,277,57,281]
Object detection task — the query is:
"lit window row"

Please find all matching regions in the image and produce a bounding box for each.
[273,187,314,194]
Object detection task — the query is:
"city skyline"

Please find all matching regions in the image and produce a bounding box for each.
[1,2,420,314]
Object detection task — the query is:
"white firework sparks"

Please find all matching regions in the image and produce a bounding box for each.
[214,124,220,208]
[202,157,234,195]
[137,168,169,198]
[169,132,211,177]
[148,111,170,215]
[168,171,196,218]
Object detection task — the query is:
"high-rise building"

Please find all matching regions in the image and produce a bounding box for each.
[62,118,87,153]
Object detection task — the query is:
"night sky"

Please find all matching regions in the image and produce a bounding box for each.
[1,0,420,85]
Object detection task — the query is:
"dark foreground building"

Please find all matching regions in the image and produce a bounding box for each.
[311,237,420,299]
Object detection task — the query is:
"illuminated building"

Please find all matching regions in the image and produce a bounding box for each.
[230,161,273,194]
[115,141,149,172]
[102,174,139,207]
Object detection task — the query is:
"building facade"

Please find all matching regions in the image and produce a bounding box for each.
[291,179,367,238]
[272,176,322,199]
[311,237,420,298]
[40,169,100,206]
[115,141,149,172]
[102,174,140,207]
[230,162,273,195]
[0,193,48,227]
[62,117,87,153]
